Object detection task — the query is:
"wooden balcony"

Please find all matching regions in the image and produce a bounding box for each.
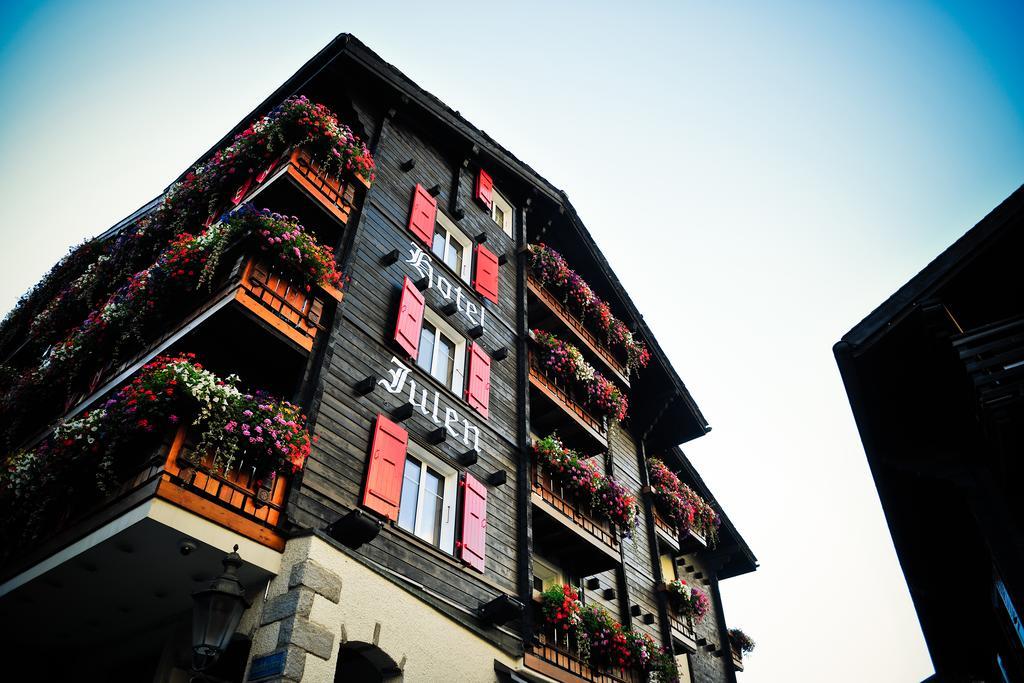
[526,604,643,683]
[952,314,1024,420]
[234,257,340,353]
[654,582,698,654]
[5,425,288,576]
[531,461,620,576]
[646,495,708,555]
[730,644,745,672]
[158,425,288,550]
[252,146,370,225]
[527,277,630,387]
[652,506,680,554]
[529,355,608,452]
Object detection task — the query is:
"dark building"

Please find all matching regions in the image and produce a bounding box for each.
[836,184,1024,683]
[0,35,755,682]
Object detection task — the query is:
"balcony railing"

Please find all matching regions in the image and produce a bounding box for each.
[527,276,631,386]
[235,257,340,352]
[951,313,1024,417]
[730,643,745,672]
[647,497,708,555]
[526,604,643,683]
[9,426,288,568]
[252,147,369,225]
[532,461,620,557]
[529,355,608,449]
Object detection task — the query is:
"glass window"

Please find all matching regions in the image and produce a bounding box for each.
[533,555,566,593]
[416,309,466,394]
[417,322,437,376]
[491,189,514,238]
[395,449,457,554]
[661,553,679,581]
[434,212,473,283]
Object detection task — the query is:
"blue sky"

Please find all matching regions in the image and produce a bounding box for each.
[1,1,1022,680]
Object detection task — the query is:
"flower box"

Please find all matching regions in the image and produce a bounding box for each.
[235,257,335,352]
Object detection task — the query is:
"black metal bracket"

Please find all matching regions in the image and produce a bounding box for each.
[642,613,655,625]
[413,276,430,291]
[459,449,479,466]
[392,403,414,421]
[586,578,601,590]
[380,249,401,266]
[399,158,415,172]
[477,594,524,627]
[488,471,507,487]
[427,428,447,445]
[440,301,458,316]
[326,509,383,550]
[475,232,488,244]
[491,346,508,361]
[630,604,642,617]
[468,324,484,339]
[353,376,378,396]
[603,588,617,600]
[498,252,509,265]
[427,183,441,197]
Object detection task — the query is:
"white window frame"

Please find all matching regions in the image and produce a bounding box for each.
[418,307,467,394]
[533,554,567,593]
[398,443,459,554]
[491,189,514,238]
[433,211,473,284]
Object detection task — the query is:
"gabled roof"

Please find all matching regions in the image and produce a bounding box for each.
[102,34,709,446]
[839,182,1024,352]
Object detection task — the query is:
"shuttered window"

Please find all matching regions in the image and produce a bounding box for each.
[393,276,425,359]
[457,472,487,573]
[465,342,492,419]
[408,183,437,245]
[362,415,409,521]
[475,169,494,209]
[473,244,499,304]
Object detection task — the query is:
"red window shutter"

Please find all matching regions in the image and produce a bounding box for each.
[393,276,425,359]
[255,159,280,184]
[362,415,409,521]
[475,169,494,209]
[457,472,487,572]
[407,183,437,245]
[465,342,492,419]
[473,244,499,304]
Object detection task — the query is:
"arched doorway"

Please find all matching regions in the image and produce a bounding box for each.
[334,642,402,683]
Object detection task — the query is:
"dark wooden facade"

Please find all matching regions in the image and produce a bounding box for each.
[0,34,756,683]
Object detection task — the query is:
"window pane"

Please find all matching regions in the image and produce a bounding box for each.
[446,241,462,275]
[398,457,422,534]
[432,229,447,262]
[419,468,444,546]
[493,205,504,227]
[417,322,436,375]
[434,334,455,387]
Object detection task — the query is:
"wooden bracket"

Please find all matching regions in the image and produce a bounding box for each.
[459,449,479,466]
[380,249,401,266]
[326,509,383,550]
[468,324,484,339]
[488,471,507,487]
[603,588,617,600]
[427,183,441,197]
[491,346,508,361]
[392,403,414,421]
[427,428,447,445]
[586,578,601,590]
[399,158,415,172]
[440,301,458,316]
[353,376,377,396]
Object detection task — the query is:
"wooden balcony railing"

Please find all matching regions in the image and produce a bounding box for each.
[647,497,708,555]
[526,604,643,683]
[652,506,680,553]
[529,355,608,449]
[252,147,369,225]
[527,277,631,386]
[532,461,620,559]
[951,314,1024,417]
[730,643,745,672]
[159,425,288,548]
[234,257,340,352]
[12,426,288,567]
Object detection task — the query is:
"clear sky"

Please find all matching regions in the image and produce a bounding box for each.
[1,1,1022,680]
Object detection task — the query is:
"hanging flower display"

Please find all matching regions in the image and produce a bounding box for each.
[648,457,720,545]
[0,97,372,376]
[531,329,628,423]
[527,244,651,370]
[729,628,755,655]
[662,579,710,624]
[0,354,311,546]
[533,434,637,536]
[0,207,343,449]
[539,586,679,682]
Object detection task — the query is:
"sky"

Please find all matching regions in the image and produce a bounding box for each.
[1,1,1022,680]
